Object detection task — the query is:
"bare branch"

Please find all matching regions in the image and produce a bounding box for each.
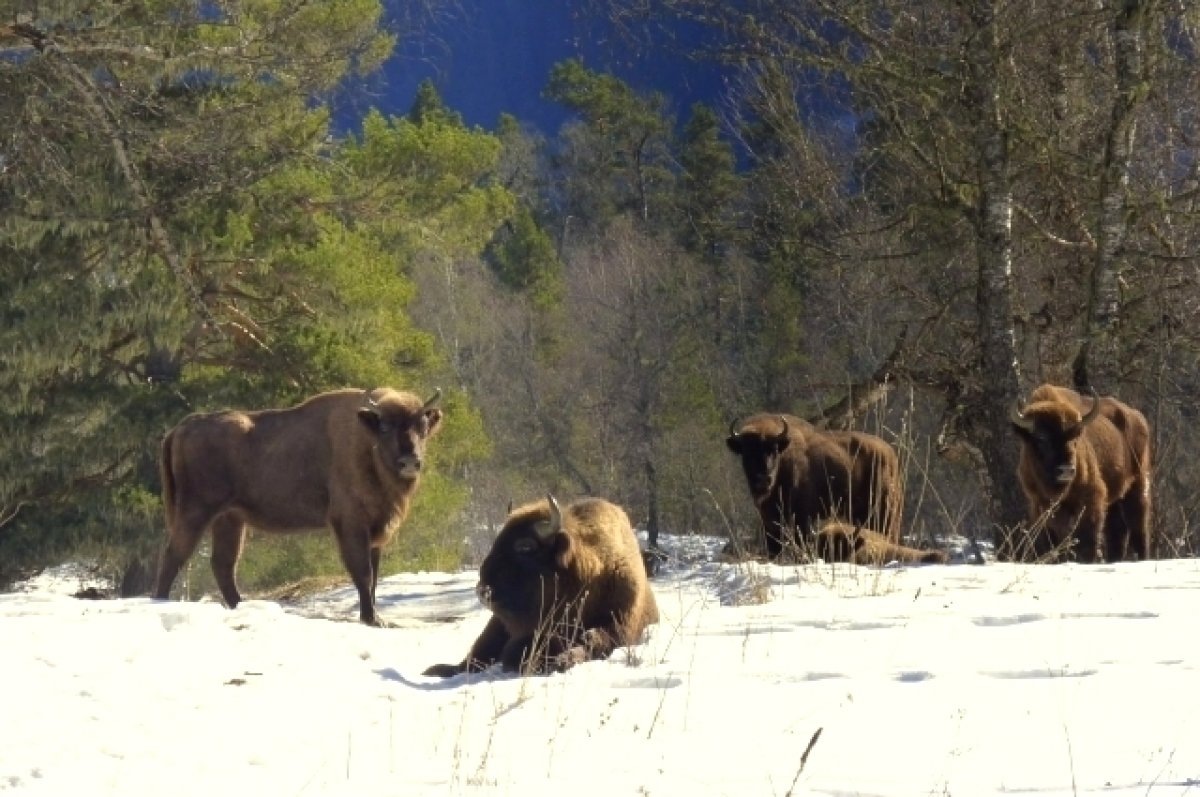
[1013,202,1096,250]
[809,327,908,430]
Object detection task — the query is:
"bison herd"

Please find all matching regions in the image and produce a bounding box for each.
[151,381,1153,674]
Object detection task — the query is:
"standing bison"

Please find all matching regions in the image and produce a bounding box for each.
[424,495,659,677]
[1009,384,1151,563]
[153,387,444,625]
[726,413,903,560]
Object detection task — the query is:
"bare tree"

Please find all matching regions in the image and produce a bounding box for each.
[565,218,715,545]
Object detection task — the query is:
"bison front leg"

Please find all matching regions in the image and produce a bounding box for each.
[1068,507,1105,564]
[1021,503,1069,563]
[424,616,510,678]
[758,498,793,560]
[332,522,383,626]
[1102,507,1131,563]
[1029,523,1060,563]
[501,633,539,673]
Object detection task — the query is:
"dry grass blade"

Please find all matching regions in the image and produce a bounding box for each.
[785,726,824,797]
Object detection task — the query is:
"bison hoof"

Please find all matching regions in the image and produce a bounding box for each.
[551,647,589,672]
[361,615,393,628]
[422,663,462,678]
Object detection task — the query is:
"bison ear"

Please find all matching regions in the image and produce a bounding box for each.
[424,407,444,436]
[552,532,574,570]
[357,408,382,434]
[1009,400,1036,438]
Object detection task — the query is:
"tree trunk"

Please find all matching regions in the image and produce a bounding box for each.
[1073,0,1148,391]
[644,455,660,549]
[966,0,1029,558]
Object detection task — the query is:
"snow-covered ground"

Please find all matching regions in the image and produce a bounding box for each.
[3,533,1199,796]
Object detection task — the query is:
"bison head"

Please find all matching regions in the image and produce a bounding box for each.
[1010,387,1101,488]
[357,388,444,480]
[726,415,791,497]
[476,495,579,636]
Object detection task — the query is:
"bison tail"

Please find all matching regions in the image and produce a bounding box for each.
[159,429,178,532]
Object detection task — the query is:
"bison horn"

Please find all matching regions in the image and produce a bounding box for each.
[775,415,790,443]
[542,493,562,538]
[1009,399,1035,432]
[423,387,442,409]
[727,417,742,438]
[361,390,380,410]
[1079,386,1101,426]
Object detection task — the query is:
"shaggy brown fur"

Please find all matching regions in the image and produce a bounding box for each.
[424,496,659,676]
[153,387,444,625]
[811,521,948,566]
[1010,384,1152,563]
[726,413,903,560]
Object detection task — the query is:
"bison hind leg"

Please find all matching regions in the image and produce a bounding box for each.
[209,513,248,608]
[153,504,215,600]
[1105,488,1151,562]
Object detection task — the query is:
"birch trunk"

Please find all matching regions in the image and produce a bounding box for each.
[966,0,1029,557]
[1073,0,1148,390]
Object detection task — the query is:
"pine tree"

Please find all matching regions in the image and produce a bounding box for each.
[0,3,510,588]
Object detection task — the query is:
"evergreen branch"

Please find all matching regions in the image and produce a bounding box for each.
[36,35,238,353]
[30,42,167,61]
[5,23,292,363]
[0,22,53,52]
[0,458,129,532]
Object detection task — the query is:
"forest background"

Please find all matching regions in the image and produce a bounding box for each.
[3,0,1199,596]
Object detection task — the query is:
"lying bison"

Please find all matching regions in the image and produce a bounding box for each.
[153,387,444,625]
[726,413,903,560]
[424,495,659,676]
[811,521,947,566]
[1009,384,1151,563]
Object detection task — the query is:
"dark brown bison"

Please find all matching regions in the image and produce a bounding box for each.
[811,521,947,566]
[153,387,444,625]
[1009,384,1151,563]
[424,495,659,677]
[726,413,903,560]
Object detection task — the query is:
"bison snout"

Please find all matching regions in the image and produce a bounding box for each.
[395,455,423,477]
[749,477,772,494]
[476,582,493,608]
